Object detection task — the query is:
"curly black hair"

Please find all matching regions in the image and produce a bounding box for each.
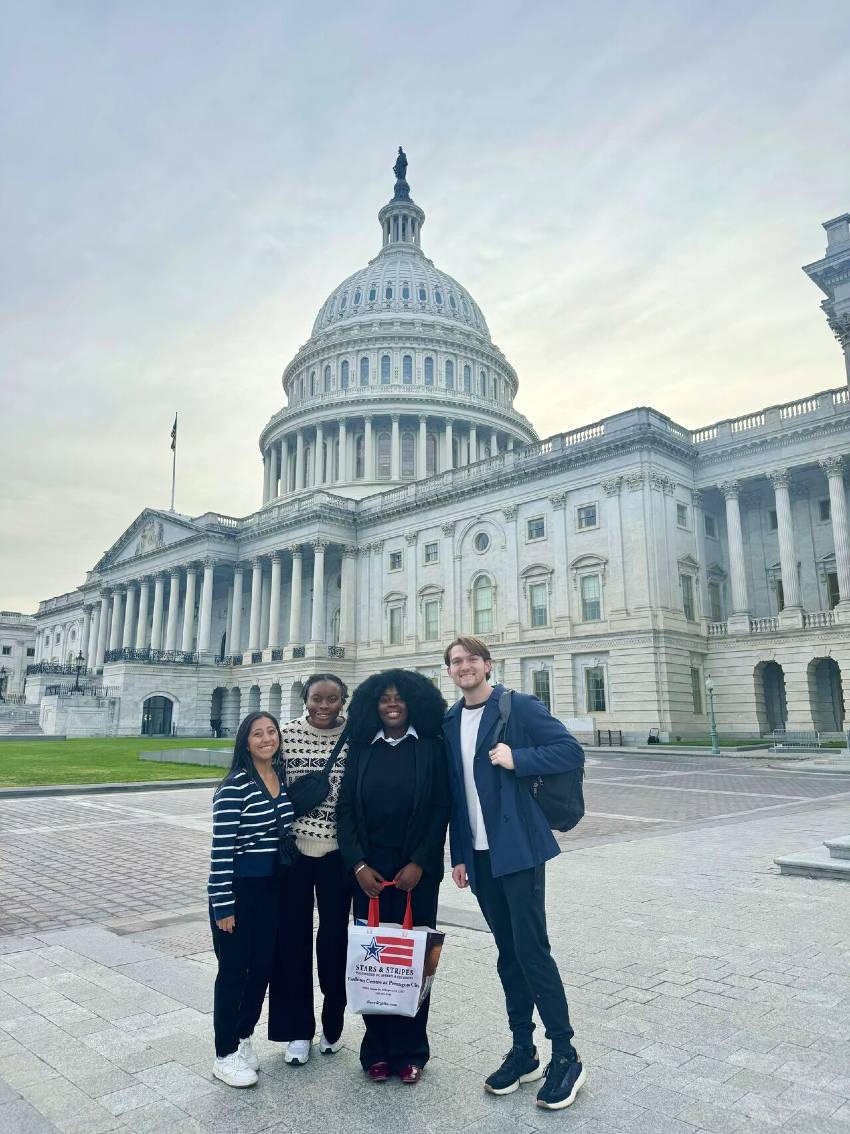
[346,669,447,743]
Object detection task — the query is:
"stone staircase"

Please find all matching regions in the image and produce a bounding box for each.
[0,706,43,736]
[775,835,850,880]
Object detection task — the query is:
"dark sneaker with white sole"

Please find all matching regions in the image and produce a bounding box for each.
[484,1045,544,1095]
[536,1055,586,1109]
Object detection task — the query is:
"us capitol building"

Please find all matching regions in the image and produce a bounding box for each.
[19,151,850,742]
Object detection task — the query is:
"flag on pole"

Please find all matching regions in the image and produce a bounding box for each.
[170,414,178,451]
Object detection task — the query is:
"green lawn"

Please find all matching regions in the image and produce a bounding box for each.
[0,737,233,788]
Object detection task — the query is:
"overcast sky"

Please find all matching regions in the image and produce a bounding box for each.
[3,1,849,614]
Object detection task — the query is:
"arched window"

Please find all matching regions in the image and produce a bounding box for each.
[402,283,410,301]
[321,441,329,482]
[424,356,434,385]
[300,377,305,400]
[310,371,317,395]
[462,296,470,317]
[360,357,369,386]
[473,576,494,635]
[426,432,437,476]
[463,365,472,393]
[340,360,349,389]
[434,288,443,305]
[339,292,347,313]
[353,289,362,306]
[418,284,427,302]
[324,365,332,392]
[331,439,339,481]
[480,370,487,396]
[385,284,393,301]
[304,444,313,487]
[401,431,416,478]
[377,432,391,479]
[381,354,391,384]
[355,434,365,478]
[368,285,377,303]
[445,360,454,389]
[449,293,457,310]
[451,437,460,468]
[402,354,413,384]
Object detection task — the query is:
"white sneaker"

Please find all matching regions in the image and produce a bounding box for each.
[238,1037,259,1071]
[213,1051,258,1087]
[319,1032,342,1054]
[285,1039,312,1065]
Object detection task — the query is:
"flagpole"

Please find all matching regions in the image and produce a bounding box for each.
[170,412,177,512]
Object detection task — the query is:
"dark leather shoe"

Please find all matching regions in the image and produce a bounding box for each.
[398,1064,423,1085]
[367,1062,391,1082]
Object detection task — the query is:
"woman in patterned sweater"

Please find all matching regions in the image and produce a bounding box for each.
[208,711,294,1088]
[268,673,350,1064]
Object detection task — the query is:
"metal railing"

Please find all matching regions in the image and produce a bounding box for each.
[0,693,27,705]
[772,729,821,750]
[26,661,93,677]
[44,684,119,698]
[328,646,345,658]
[595,729,623,746]
[103,647,199,666]
[292,646,306,658]
[271,649,284,662]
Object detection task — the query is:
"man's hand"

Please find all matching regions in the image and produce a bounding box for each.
[216,915,235,934]
[355,864,385,898]
[394,863,423,892]
[452,864,469,889]
[489,742,514,769]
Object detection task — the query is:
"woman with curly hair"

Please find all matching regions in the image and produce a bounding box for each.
[337,669,450,1085]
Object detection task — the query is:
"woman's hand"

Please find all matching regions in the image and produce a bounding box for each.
[355,864,385,898]
[216,915,235,934]
[394,863,423,892]
[452,864,469,889]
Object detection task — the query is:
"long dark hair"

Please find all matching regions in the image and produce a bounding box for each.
[219,711,282,786]
[346,669,447,744]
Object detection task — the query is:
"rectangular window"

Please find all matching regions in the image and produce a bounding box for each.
[775,578,785,612]
[585,666,606,713]
[1,646,11,656]
[580,574,602,621]
[576,503,598,530]
[676,502,689,528]
[423,600,440,641]
[389,551,403,571]
[526,516,545,541]
[680,573,696,621]
[818,498,831,522]
[529,583,549,627]
[708,581,723,622]
[690,667,704,714]
[388,606,403,645]
[26,647,35,657]
[532,669,551,711]
[827,571,840,609]
[423,541,439,564]
[768,509,778,531]
[704,513,718,539]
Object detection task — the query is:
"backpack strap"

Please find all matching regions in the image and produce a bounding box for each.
[321,728,349,775]
[492,689,513,744]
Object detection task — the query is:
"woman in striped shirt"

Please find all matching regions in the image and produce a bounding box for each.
[208,710,294,1088]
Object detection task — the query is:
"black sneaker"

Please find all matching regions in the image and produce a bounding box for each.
[484,1045,544,1095]
[536,1054,586,1110]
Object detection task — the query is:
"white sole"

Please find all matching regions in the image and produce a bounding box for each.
[284,1055,309,1065]
[212,1068,257,1088]
[319,1041,342,1055]
[484,1063,544,1095]
[536,1065,586,1110]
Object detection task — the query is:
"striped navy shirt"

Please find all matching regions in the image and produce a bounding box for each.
[207,767,294,918]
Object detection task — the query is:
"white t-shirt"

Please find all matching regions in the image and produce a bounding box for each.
[460,704,489,851]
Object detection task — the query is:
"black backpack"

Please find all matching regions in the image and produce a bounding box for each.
[494,690,585,833]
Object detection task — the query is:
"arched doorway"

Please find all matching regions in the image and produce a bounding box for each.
[754,661,787,733]
[268,683,282,719]
[809,657,845,732]
[141,696,173,736]
[210,688,225,737]
[248,685,261,713]
[223,687,241,735]
[289,681,304,720]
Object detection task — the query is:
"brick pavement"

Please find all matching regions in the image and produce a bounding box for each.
[1,759,850,1131]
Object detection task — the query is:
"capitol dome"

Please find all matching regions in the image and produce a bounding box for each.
[258,149,537,502]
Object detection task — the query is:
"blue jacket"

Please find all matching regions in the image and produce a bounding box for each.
[444,684,585,890]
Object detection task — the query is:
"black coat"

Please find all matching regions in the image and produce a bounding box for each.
[336,734,451,878]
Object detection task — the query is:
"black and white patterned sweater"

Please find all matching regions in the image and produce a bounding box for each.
[280,715,348,857]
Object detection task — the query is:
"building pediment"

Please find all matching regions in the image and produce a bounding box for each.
[91,510,203,573]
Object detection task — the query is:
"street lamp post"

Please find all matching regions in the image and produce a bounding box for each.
[705,673,720,755]
[72,650,84,693]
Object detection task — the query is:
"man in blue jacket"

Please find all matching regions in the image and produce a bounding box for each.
[444,635,586,1112]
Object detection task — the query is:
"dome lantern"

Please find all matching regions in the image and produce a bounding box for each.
[377,146,425,251]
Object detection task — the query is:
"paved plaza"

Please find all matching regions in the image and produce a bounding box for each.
[2,753,850,1132]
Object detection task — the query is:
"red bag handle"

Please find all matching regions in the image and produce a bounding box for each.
[367,881,413,930]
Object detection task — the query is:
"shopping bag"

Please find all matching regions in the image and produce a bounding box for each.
[346,882,445,1018]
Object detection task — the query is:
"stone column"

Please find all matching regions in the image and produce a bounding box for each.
[501,506,520,636]
[441,522,456,638]
[444,419,453,471]
[181,566,197,651]
[365,416,375,480]
[122,585,137,648]
[720,481,750,625]
[268,552,282,650]
[370,542,384,642]
[340,547,357,645]
[248,558,263,652]
[469,424,478,463]
[108,589,124,652]
[280,437,290,495]
[94,592,110,668]
[198,559,214,654]
[821,456,850,608]
[390,415,400,480]
[269,444,279,500]
[768,469,802,617]
[135,579,151,648]
[288,547,303,644]
[602,478,627,619]
[262,452,270,505]
[691,490,711,622]
[490,428,498,457]
[315,423,324,486]
[418,416,427,479]
[80,605,92,662]
[230,565,244,654]
[260,568,271,647]
[310,541,326,642]
[164,570,181,651]
[150,576,165,649]
[548,493,572,633]
[338,422,347,482]
[295,429,305,490]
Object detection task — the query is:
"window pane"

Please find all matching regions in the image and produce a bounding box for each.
[424,356,434,385]
[355,434,365,478]
[401,432,416,478]
[389,607,402,645]
[381,355,391,383]
[463,365,471,392]
[708,581,723,622]
[577,504,597,529]
[340,360,349,389]
[690,667,703,714]
[580,574,601,621]
[819,499,831,521]
[473,577,494,634]
[445,360,454,388]
[704,513,717,539]
[360,357,369,385]
[423,600,439,641]
[424,541,438,563]
[402,354,413,383]
[680,574,695,621]
[527,517,545,540]
[529,583,548,627]
[324,365,331,392]
[532,669,551,710]
[377,433,391,479]
[585,667,606,713]
[426,433,437,475]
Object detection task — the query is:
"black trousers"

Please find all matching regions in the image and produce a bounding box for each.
[351,848,441,1072]
[473,850,576,1058]
[209,875,280,1058]
[268,849,351,1043]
